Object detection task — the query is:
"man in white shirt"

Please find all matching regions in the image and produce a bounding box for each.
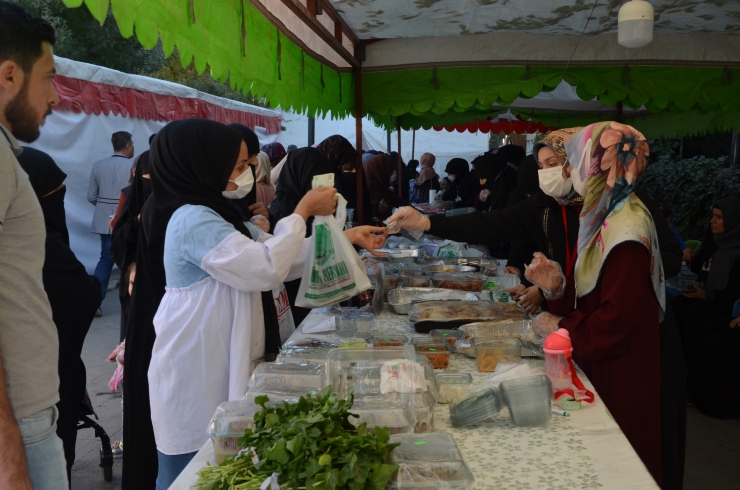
[0,2,67,489]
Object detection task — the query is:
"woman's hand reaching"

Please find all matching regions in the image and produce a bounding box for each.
[386,206,431,232]
[250,215,270,233]
[295,187,338,221]
[524,252,566,300]
[345,226,388,256]
[532,312,562,338]
[682,284,707,300]
[506,284,544,315]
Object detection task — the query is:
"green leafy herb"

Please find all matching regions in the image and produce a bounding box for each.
[196,386,399,490]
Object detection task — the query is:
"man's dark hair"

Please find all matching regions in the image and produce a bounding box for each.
[0,2,56,74]
[112,131,133,152]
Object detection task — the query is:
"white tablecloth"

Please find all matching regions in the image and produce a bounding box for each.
[171,308,659,490]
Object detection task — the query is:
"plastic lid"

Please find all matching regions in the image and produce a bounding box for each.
[543,329,572,354]
[436,373,473,386]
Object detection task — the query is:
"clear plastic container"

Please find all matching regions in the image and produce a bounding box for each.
[499,375,553,427]
[415,341,452,370]
[244,383,321,405]
[472,338,522,373]
[458,320,534,341]
[431,272,486,292]
[372,334,409,348]
[436,373,473,405]
[326,347,416,398]
[388,432,475,489]
[355,313,375,339]
[247,362,326,390]
[348,398,417,435]
[337,312,357,337]
[449,388,501,428]
[351,359,439,401]
[207,401,260,463]
[275,347,333,366]
[416,355,440,400]
[356,390,436,434]
[453,338,475,358]
[282,338,340,349]
[429,329,463,347]
[399,276,432,288]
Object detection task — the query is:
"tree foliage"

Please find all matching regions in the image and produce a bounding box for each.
[15,0,264,106]
[638,144,740,240]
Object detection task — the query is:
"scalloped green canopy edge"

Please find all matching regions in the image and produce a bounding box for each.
[60,0,740,138]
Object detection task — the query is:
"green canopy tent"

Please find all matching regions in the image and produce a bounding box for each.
[60,0,740,221]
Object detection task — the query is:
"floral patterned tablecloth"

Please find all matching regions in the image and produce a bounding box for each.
[171,308,659,490]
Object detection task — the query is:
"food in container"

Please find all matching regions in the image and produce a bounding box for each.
[387,288,480,316]
[384,274,400,300]
[398,266,429,276]
[449,388,501,428]
[472,338,522,372]
[339,340,368,348]
[326,347,416,398]
[426,265,477,273]
[453,338,476,358]
[409,300,526,333]
[416,355,440,400]
[459,319,535,341]
[207,401,260,464]
[247,362,326,390]
[429,329,463,347]
[388,432,475,489]
[355,390,436,434]
[348,398,417,435]
[431,272,485,292]
[275,346,333,366]
[282,338,339,349]
[436,373,473,405]
[415,341,452,369]
[399,275,432,288]
[372,334,409,347]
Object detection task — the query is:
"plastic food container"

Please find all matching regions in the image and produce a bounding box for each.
[388,433,475,489]
[244,384,321,405]
[282,338,340,349]
[399,276,432,288]
[449,388,501,428]
[409,300,526,333]
[459,320,534,341]
[416,355,440,401]
[429,329,463,347]
[348,398,417,435]
[472,338,522,372]
[247,362,326,390]
[372,334,409,348]
[351,359,439,402]
[431,273,486,292]
[326,347,416,398]
[207,401,260,464]
[415,341,452,369]
[436,373,473,405]
[499,375,553,427]
[355,313,374,339]
[275,346,333,366]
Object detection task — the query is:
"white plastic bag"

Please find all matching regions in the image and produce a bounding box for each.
[295,196,372,308]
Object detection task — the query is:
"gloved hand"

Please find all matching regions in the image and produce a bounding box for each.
[524,252,566,300]
[532,312,562,338]
[250,215,271,234]
[479,189,491,202]
[385,206,430,232]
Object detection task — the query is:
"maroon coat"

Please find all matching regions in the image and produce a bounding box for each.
[548,241,662,486]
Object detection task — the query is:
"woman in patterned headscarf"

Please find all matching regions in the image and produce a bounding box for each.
[261,142,287,167]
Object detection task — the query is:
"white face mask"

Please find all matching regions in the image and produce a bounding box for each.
[416,166,421,172]
[538,166,573,198]
[447,175,456,182]
[222,166,255,199]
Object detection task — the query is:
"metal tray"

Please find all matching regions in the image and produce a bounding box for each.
[426,265,478,273]
[387,288,479,316]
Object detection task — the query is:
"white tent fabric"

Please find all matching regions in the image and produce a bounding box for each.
[27,58,282,273]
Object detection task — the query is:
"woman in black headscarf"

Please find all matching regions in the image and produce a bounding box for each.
[269,135,358,325]
[504,155,540,286]
[17,147,101,486]
[111,149,153,342]
[364,153,409,221]
[473,145,524,213]
[441,158,470,202]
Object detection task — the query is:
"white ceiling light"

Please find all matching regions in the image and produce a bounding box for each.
[618,0,654,48]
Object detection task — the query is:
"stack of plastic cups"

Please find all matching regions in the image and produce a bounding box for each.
[448,388,501,428]
[499,375,553,427]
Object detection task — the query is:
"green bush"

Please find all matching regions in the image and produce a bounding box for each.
[638,153,740,240]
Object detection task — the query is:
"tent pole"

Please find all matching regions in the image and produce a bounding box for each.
[412,129,416,161]
[397,117,403,197]
[308,116,315,146]
[354,65,364,225]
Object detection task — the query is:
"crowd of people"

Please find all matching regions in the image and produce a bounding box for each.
[1,3,739,490]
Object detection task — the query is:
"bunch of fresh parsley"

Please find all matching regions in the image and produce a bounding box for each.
[197,386,400,490]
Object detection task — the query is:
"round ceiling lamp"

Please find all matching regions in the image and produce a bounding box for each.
[618,0,654,48]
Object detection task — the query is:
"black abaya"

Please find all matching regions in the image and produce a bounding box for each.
[17,148,101,484]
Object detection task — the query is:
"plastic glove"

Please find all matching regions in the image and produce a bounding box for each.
[479,189,491,202]
[532,312,562,338]
[385,206,430,232]
[250,215,270,234]
[524,252,566,300]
